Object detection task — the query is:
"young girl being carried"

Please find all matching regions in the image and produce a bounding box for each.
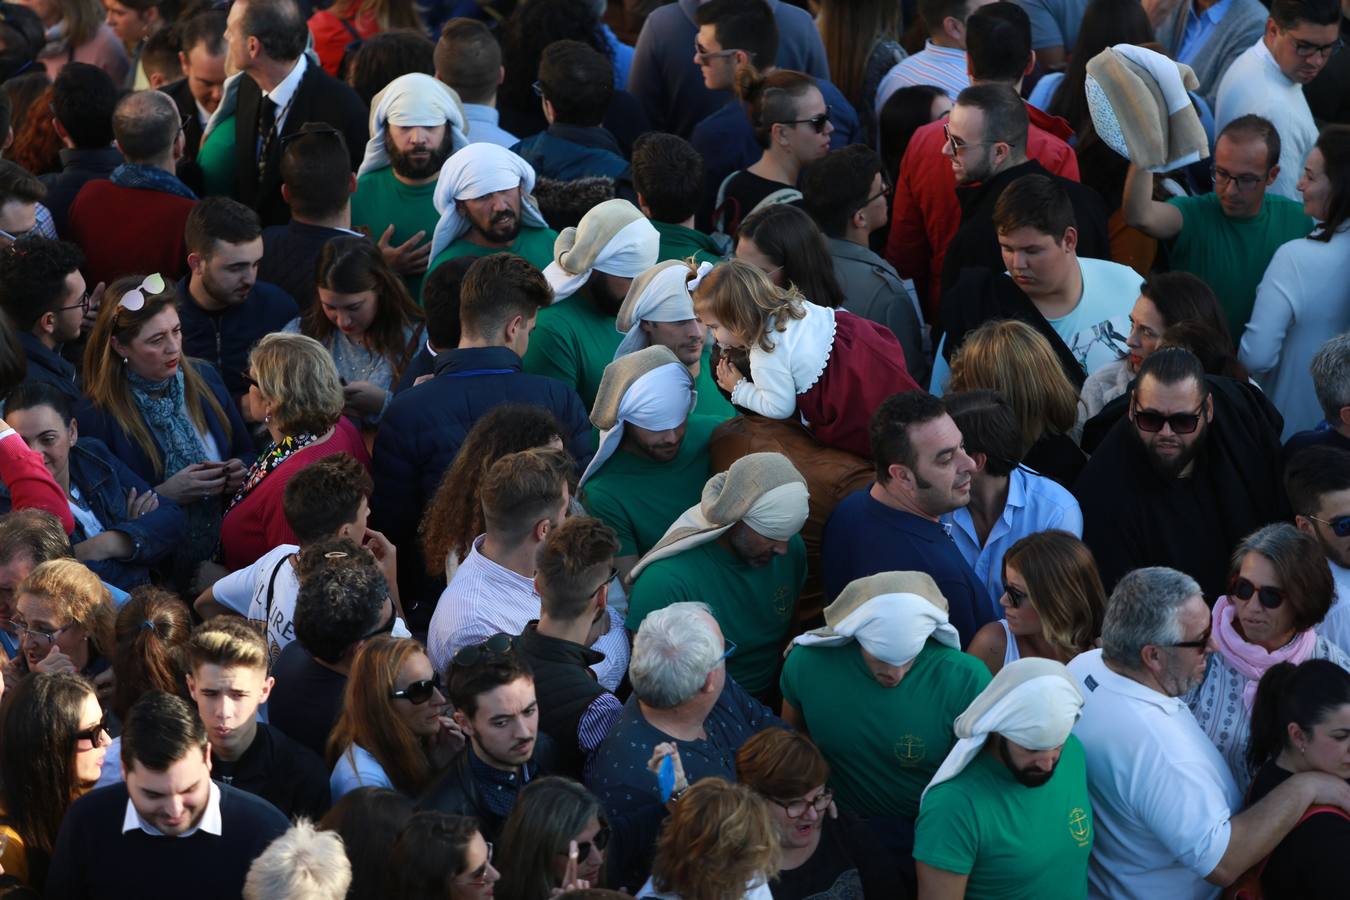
[692,259,920,459]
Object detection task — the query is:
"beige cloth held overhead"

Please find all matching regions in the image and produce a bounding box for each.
[1085,44,1209,173]
[544,199,661,301]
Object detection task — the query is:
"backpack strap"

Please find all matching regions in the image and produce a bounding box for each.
[1223,804,1350,900]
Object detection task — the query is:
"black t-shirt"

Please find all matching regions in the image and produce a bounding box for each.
[770,813,904,900]
[212,722,331,820]
[718,170,802,237]
[268,642,347,759]
[1248,761,1350,899]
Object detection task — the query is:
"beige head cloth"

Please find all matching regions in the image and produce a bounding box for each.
[1085,44,1208,173]
[613,259,707,359]
[629,452,810,581]
[543,198,660,301]
[580,345,695,486]
[790,571,959,664]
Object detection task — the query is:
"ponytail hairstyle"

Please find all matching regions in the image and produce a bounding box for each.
[111,586,192,723]
[734,66,819,150]
[690,258,806,353]
[1248,659,1350,775]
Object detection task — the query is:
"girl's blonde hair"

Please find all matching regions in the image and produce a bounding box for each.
[691,259,805,353]
[18,559,116,661]
[1002,530,1106,659]
[651,778,780,900]
[249,333,345,437]
[81,277,233,478]
[948,319,1077,448]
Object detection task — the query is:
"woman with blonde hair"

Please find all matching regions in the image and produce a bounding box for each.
[307,0,423,77]
[220,332,371,570]
[638,778,781,900]
[948,319,1084,487]
[966,530,1106,676]
[76,274,252,577]
[327,635,462,799]
[11,558,116,685]
[25,0,129,82]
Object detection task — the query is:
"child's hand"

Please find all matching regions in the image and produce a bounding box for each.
[715,356,744,393]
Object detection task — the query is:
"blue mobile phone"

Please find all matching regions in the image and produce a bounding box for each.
[658,755,676,801]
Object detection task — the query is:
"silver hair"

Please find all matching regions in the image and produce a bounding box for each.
[1100,567,1202,670]
[630,601,722,708]
[1312,333,1350,422]
[243,820,353,900]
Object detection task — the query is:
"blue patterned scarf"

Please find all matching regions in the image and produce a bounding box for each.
[110,163,198,201]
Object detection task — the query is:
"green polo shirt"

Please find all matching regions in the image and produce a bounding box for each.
[652,220,723,266]
[522,287,622,411]
[352,166,440,301]
[425,224,559,294]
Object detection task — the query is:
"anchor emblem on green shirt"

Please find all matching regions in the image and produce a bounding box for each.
[894,735,926,765]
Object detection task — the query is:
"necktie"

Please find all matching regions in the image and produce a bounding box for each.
[256,96,278,182]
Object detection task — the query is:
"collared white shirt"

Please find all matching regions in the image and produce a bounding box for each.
[262,53,308,136]
[195,99,212,130]
[1214,38,1317,201]
[1068,649,1238,900]
[122,779,224,838]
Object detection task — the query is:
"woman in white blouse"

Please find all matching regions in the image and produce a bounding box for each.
[1186,523,1350,793]
[1240,126,1350,440]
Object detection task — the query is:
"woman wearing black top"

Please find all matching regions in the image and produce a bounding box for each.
[736,727,902,899]
[1246,659,1350,899]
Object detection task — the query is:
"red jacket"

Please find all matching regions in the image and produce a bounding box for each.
[886,104,1079,321]
[0,431,75,533]
[67,181,195,289]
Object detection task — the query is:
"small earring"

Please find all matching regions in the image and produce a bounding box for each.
[121,357,128,365]
[263,414,271,424]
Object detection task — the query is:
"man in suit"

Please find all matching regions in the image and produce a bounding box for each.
[161,9,228,163]
[223,0,366,226]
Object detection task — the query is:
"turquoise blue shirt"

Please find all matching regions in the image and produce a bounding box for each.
[1178,0,1236,66]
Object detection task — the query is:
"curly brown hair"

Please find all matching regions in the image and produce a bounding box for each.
[651,778,780,900]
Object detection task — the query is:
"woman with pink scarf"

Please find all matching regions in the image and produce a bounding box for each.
[1185,523,1350,793]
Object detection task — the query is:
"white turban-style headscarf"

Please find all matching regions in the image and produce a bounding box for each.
[428,143,549,261]
[614,260,714,359]
[544,199,660,302]
[358,73,469,177]
[581,345,697,486]
[791,571,959,666]
[628,452,809,581]
[921,658,1085,803]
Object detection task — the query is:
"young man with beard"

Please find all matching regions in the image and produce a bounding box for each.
[176,197,297,403]
[352,73,466,300]
[1286,445,1350,652]
[1074,348,1288,598]
[915,658,1091,900]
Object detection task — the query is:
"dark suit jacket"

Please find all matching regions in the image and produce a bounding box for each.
[162,78,205,160]
[232,59,367,227]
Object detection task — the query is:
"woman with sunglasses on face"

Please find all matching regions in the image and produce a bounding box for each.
[284,236,425,428]
[76,273,253,580]
[11,559,115,689]
[736,728,899,900]
[385,811,500,900]
[496,777,612,900]
[967,531,1107,677]
[327,635,464,800]
[0,672,111,889]
[1244,659,1350,899]
[1186,523,1350,794]
[716,68,833,238]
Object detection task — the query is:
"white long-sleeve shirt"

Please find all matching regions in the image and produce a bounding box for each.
[730,301,836,420]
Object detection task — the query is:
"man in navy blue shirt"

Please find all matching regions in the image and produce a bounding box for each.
[821,391,996,647]
[0,237,88,406]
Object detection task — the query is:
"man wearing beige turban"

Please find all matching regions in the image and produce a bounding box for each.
[914,658,1092,899]
[627,452,809,703]
[522,198,660,409]
[779,571,991,859]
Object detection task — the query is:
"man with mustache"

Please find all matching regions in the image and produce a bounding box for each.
[352,73,469,300]
[915,658,1090,899]
[1075,348,1288,599]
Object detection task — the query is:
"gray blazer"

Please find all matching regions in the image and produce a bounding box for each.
[828,237,929,387]
[1156,0,1268,109]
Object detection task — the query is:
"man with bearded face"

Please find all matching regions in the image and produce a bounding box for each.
[1075,348,1288,599]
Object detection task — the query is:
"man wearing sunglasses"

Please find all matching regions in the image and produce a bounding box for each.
[0,237,89,406]
[1076,347,1288,600]
[1287,445,1350,654]
[1216,0,1341,202]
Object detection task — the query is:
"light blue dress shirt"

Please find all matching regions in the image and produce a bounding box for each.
[1178,0,1237,67]
[463,104,520,149]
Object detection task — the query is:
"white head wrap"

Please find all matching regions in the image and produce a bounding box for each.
[628,453,809,581]
[428,143,549,261]
[543,199,661,301]
[614,260,713,359]
[358,73,470,178]
[921,658,1085,803]
[580,345,696,486]
[791,571,959,665]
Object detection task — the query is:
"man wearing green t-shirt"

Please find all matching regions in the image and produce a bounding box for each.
[631,132,724,266]
[780,572,991,849]
[352,73,467,300]
[915,658,1091,900]
[580,345,717,584]
[627,452,809,702]
[1123,115,1313,342]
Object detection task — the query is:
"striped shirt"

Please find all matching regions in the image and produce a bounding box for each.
[874,41,971,117]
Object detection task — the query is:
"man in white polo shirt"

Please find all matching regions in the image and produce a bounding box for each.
[1069,566,1350,899]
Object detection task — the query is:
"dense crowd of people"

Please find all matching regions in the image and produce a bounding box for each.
[0,0,1346,897]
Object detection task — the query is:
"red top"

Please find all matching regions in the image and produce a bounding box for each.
[0,431,75,533]
[67,181,195,289]
[307,9,380,77]
[219,417,371,571]
[886,104,1080,322]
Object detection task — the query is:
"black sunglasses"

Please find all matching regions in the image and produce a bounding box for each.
[360,608,397,642]
[1004,584,1030,609]
[1132,402,1205,434]
[73,717,110,748]
[564,826,611,861]
[778,106,832,134]
[1310,514,1350,538]
[453,632,515,667]
[1230,576,1285,610]
[390,671,442,704]
[1167,623,1212,650]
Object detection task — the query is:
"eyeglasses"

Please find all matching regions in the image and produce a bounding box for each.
[863,177,893,206]
[708,639,737,674]
[1166,623,1212,650]
[778,107,832,134]
[178,112,192,136]
[766,789,833,819]
[693,40,745,63]
[1131,402,1205,434]
[14,619,73,648]
[359,607,396,642]
[0,226,34,244]
[1230,576,1286,610]
[531,79,545,98]
[1211,165,1268,192]
[452,632,515,667]
[1309,513,1350,538]
[943,121,1004,157]
[73,717,110,751]
[240,371,259,391]
[1286,32,1344,59]
[588,566,618,597]
[456,842,494,885]
[562,826,611,861]
[1004,584,1030,609]
[58,290,91,314]
[389,671,443,704]
[116,273,167,318]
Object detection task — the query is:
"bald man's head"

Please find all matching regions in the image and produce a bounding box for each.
[112,89,181,164]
